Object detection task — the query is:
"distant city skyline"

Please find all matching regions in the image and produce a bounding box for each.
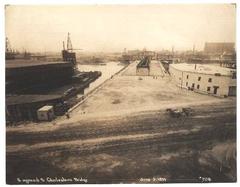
[5,4,236,53]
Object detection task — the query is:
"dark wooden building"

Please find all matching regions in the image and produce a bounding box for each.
[6,60,75,94]
[6,94,63,123]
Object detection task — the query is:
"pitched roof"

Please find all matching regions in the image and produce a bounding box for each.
[6,94,62,106]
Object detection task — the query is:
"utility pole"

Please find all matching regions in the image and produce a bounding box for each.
[181,71,183,89]
[172,46,175,58]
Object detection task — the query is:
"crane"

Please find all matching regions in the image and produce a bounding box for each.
[62,32,82,64]
[63,32,82,52]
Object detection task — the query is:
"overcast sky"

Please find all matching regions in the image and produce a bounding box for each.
[5,4,236,53]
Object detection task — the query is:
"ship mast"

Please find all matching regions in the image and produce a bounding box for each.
[67,32,73,52]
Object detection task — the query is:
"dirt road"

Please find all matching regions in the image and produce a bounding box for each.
[6,61,236,184]
[6,100,236,184]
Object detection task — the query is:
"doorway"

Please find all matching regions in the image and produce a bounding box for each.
[228,86,236,96]
[213,86,219,95]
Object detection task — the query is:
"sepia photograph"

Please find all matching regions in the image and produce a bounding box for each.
[5,3,237,184]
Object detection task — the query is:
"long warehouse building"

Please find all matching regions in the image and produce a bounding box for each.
[169,63,236,97]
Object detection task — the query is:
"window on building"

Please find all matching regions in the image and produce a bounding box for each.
[197,85,200,89]
[208,78,212,82]
[207,87,211,92]
[198,77,201,81]
[186,75,189,79]
[192,83,195,88]
[232,72,236,79]
[186,82,188,86]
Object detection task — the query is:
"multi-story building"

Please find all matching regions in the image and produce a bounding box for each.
[203,42,236,68]
[169,63,236,97]
[204,42,235,54]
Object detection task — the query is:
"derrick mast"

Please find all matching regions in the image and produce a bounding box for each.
[62,33,76,64]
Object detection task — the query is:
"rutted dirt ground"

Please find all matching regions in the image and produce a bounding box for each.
[6,62,236,184]
[6,100,236,184]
